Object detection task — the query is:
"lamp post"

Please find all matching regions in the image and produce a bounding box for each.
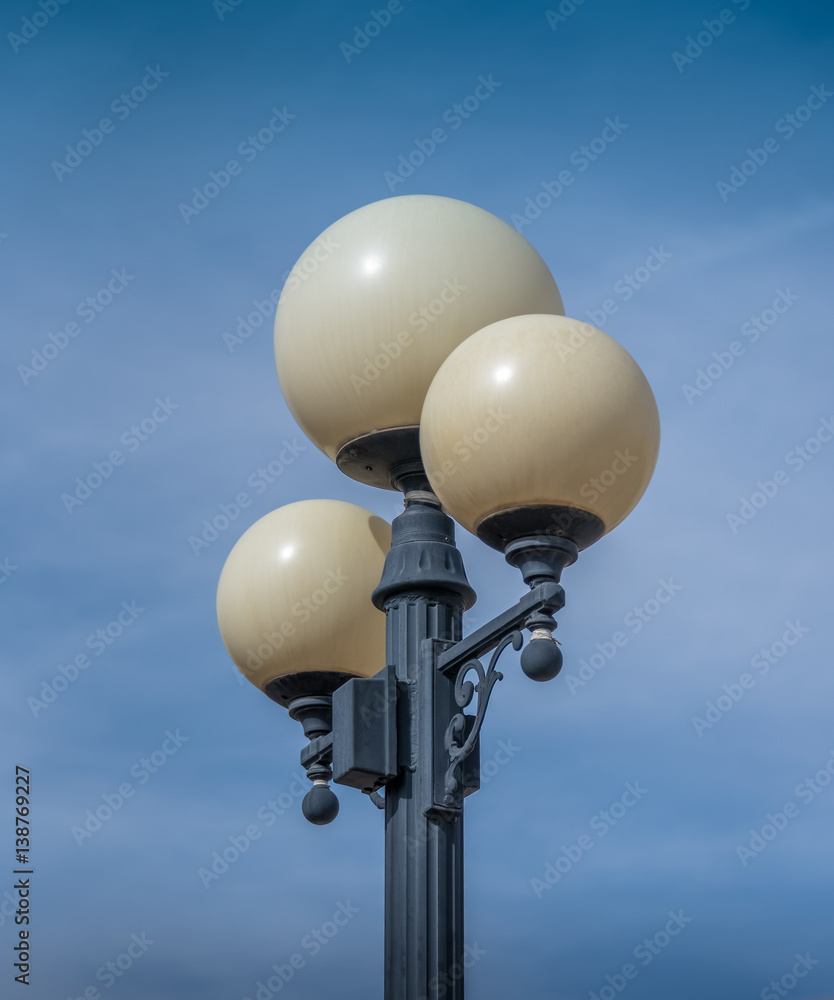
[216,195,660,999]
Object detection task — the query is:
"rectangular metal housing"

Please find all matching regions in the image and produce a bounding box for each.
[332,668,397,792]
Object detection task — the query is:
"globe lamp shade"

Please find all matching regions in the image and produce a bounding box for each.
[274,194,564,489]
[419,314,660,551]
[216,500,391,704]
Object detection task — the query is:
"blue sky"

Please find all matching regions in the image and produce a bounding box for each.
[2,0,833,997]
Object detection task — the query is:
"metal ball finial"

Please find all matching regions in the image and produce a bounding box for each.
[521,631,563,682]
[302,781,340,825]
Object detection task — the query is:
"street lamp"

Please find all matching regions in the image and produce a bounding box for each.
[216,194,660,999]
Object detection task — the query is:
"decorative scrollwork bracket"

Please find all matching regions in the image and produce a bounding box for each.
[421,581,565,818]
[442,630,523,807]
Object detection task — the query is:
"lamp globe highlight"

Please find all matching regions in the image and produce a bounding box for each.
[274,194,564,489]
[216,500,390,705]
[419,314,660,552]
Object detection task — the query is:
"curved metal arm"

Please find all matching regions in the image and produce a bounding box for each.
[437,581,563,677]
[442,630,523,806]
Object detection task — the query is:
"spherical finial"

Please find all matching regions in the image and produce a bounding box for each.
[521,635,563,682]
[302,782,340,825]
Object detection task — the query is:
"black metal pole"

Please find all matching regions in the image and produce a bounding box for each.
[372,493,477,1000]
[296,475,571,994]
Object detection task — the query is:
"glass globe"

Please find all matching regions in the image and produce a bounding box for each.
[216,500,390,700]
[274,195,563,488]
[419,314,660,550]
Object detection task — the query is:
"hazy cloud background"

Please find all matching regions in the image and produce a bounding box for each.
[2,0,832,997]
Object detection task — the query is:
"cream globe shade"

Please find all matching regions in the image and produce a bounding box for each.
[274,194,563,488]
[419,314,660,550]
[216,500,390,699]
